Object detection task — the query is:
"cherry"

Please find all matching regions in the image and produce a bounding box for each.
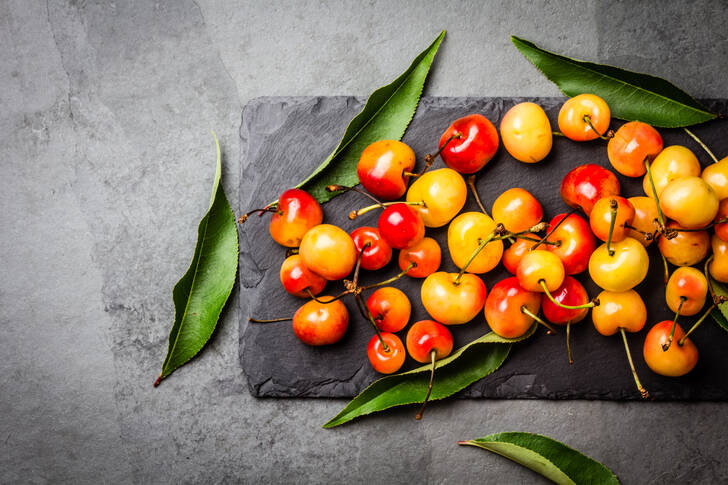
[406,168,467,227]
[657,222,710,267]
[541,276,590,364]
[709,235,728,283]
[659,176,719,229]
[545,212,596,275]
[589,197,635,250]
[299,224,357,281]
[280,254,327,298]
[701,156,728,200]
[439,114,499,173]
[641,145,700,198]
[367,332,406,374]
[492,188,543,233]
[500,102,553,163]
[484,277,548,338]
[665,267,708,317]
[398,237,441,278]
[357,140,416,200]
[643,321,698,377]
[558,94,611,141]
[607,121,663,177]
[350,226,392,271]
[626,196,658,246]
[448,212,504,274]
[589,237,649,292]
[421,272,487,325]
[366,287,411,333]
[714,199,728,241]
[377,203,425,249]
[560,164,620,215]
[291,296,349,346]
[502,233,539,274]
[517,249,565,293]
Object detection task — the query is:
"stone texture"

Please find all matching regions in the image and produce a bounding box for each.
[1,1,727,483]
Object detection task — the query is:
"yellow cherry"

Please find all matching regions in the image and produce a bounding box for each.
[659,176,718,229]
[588,237,649,292]
[641,145,700,198]
[500,102,552,163]
[406,168,467,228]
[447,212,504,274]
[701,156,728,200]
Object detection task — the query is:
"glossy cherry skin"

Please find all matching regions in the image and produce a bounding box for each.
[500,102,553,163]
[657,222,709,267]
[592,290,646,336]
[541,276,590,325]
[714,199,728,241]
[357,140,415,200]
[642,145,700,198]
[366,287,411,333]
[607,121,663,177]
[558,94,611,141]
[269,188,324,247]
[406,168,467,227]
[659,176,719,229]
[367,332,406,374]
[502,233,539,274]
[280,254,327,298]
[709,235,728,283]
[589,196,635,243]
[546,213,596,275]
[377,203,425,250]
[589,237,649,292]
[560,164,620,216]
[701,156,728,200]
[406,320,454,363]
[350,226,392,271]
[492,188,543,233]
[421,272,487,325]
[484,277,541,338]
[448,212,504,274]
[665,267,708,316]
[626,196,659,246]
[517,249,565,293]
[643,321,698,377]
[299,224,357,281]
[398,237,441,278]
[292,296,349,346]
[439,114,499,174]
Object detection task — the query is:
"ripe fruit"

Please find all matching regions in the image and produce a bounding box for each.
[545,213,596,275]
[626,196,659,246]
[541,276,590,326]
[665,267,708,316]
[406,168,467,227]
[406,320,454,420]
[398,237,441,278]
[280,254,327,298]
[657,222,710,267]
[641,145,700,198]
[377,203,425,249]
[557,94,611,141]
[350,226,392,271]
[517,249,565,293]
[607,121,663,177]
[292,297,349,346]
[492,188,543,233]
[268,188,323,247]
[589,237,649,292]
[643,321,698,377]
[357,140,415,200]
[366,287,411,333]
[502,233,539,274]
[659,176,719,229]
[714,199,728,241]
[500,102,553,163]
[709,235,728,283]
[299,224,357,280]
[421,272,487,325]
[439,114,499,173]
[367,332,406,374]
[589,197,635,244]
[484,277,541,338]
[701,156,728,200]
[448,212,504,274]
[560,164,620,215]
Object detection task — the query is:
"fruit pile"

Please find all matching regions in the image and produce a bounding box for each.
[243,94,728,409]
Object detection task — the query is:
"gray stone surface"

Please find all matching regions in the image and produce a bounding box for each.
[1,1,727,483]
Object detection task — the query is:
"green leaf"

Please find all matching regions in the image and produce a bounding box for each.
[511,36,717,128]
[154,134,239,386]
[708,277,728,333]
[296,30,445,203]
[323,325,536,428]
[459,432,620,485]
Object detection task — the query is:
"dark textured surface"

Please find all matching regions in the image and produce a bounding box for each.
[240,96,728,400]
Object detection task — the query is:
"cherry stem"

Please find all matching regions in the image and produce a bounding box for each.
[566,322,573,365]
[531,208,578,251]
[670,218,728,232]
[355,293,389,353]
[249,316,292,323]
[704,256,721,304]
[659,248,670,286]
[684,128,719,164]
[619,327,650,399]
[552,131,566,137]
[327,184,384,208]
[349,200,425,220]
[434,132,462,159]
[467,174,488,214]
[520,306,557,335]
[415,349,437,420]
[663,297,685,351]
[501,234,560,246]
[539,280,599,310]
[623,223,653,241]
[453,231,499,285]
[678,303,716,346]
[583,114,613,140]
[362,262,416,290]
[351,241,371,288]
[644,158,667,230]
[606,199,618,256]
[238,205,278,223]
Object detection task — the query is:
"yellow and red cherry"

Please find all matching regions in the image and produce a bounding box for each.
[350,226,392,271]
[517,249,565,293]
[589,237,649,292]
[357,140,415,200]
[366,287,411,333]
[560,164,620,215]
[439,114,499,173]
[376,203,425,250]
[643,321,698,377]
[299,224,357,281]
[406,320,454,420]
[558,94,611,141]
[659,176,719,229]
[626,196,658,246]
[607,121,663,177]
[500,102,553,163]
[714,199,728,241]
[503,233,539,274]
[406,168,467,227]
[448,212,504,274]
[701,156,728,200]
[280,254,327,298]
[665,267,708,317]
[484,276,547,338]
[658,222,710,267]
[398,237,441,278]
[709,235,728,283]
[591,290,649,398]
[292,296,349,346]
[589,197,635,247]
[545,212,596,275]
[641,145,700,198]
[541,276,590,364]
[263,188,323,247]
[367,332,406,374]
[492,188,543,233]
[421,271,487,325]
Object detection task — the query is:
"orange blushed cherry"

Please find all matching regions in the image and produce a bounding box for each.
[627,196,659,246]
[503,233,539,274]
[709,235,728,283]
[439,114,499,174]
[517,249,565,293]
[484,277,546,338]
[280,254,326,298]
[367,332,406,374]
[560,164,620,216]
[643,321,698,377]
[398,237,441,278]
[714,199,728,242]
[350,226,392,271]
[545,212,596,275]
[261,188,323,247]
[421,272,487,325]
[558,94,611,141]
[541,276,590,364]
[657,222,710,267]
[492,188,543,233]
[357,140,415,201]
[292,296,349,346]
[299,224,357,281]
[607,121,663,177]
[589,197,635,248]
[665,267,708,316]
[366,287,411,333]
[406,320,454,420]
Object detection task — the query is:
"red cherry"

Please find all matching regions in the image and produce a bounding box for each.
[367,332,406,374]
[377,203,425,249]
[484,277,541,339]
[541,276,590,325]
[357,140,416,200]
[268,188,324,247]
[406,320,454,363]
[279,254,327,298]
[439,114,499,174]
[560,164,620,216]
[366,287,411,333]
[350,226,393,271]
[546,213,596,275]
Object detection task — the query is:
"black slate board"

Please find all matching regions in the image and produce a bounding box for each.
[239,96,728,400]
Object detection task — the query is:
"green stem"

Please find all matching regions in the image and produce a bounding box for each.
[453,233,495,285]
[606,198,618,256]
[415,349,437,420]
[583,114,613,140]
[552,131,566,137]
[644,158,667,230]
[684,128,719,164]
[249,316,292,323]
[660,247,670,286]
[349,200,425,219]
[326,184,384,207]
[678,303,716,346]
[467,174,487,214]
[520,306,557,334]
[539,280,598,310]
[361,262,416,290]
[662,297,685,351]
[620,327,650,399]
